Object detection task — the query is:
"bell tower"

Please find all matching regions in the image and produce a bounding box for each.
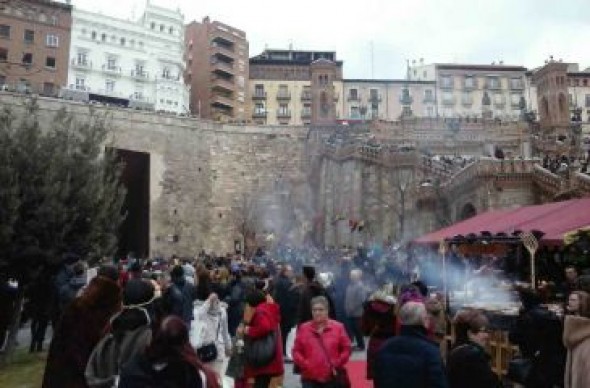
[310,59,337,125]
[532,59,570,134]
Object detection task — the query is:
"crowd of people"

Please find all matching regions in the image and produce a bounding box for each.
[4,243,588,387]
[543,152,590,175]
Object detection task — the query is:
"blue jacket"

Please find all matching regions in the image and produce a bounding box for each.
[374,325,449,388]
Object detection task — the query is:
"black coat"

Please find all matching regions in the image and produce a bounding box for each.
[273,274,295,328]
[447,342,501,388]
[373,325,449,388]
[508,305,566,388]
[119,354,203,388]
[297,280,336,325]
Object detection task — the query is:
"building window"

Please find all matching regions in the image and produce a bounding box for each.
[45,56,55,68]
[169,27,174,34]
[101,33,106,42]
[441,76,453,88]
[162,67,170,79]
[76,52,88,66]
[369,88,379,102]
[91,31,96,39]
[350,106,359,118]
[0,24,10,38]
[151,22,155,29]
[24,29,34,43]
[75,77,85,90]
[426,106,435,117]
[50,15,58,25]
[424,89,434,102]
[278,103,289,115]
[0,48,7,61]
[585,94,590,108]
[464,76,474,89]
[0,75,5,86]
[46,34,58,47]
[510,77,522,89]
[584,79,588,87]
[487,76,500,89]
[349,88,358,100]
[22,53,32,65]
[105,79,115,92]
[42,82,55,95]
[254,103,264,113]
[107,56,117,70]
[254,84,264,97]
[160,24,164,32]
[462,91,472,105]
[120,37,125,46]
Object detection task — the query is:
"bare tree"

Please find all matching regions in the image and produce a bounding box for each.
[232,192,262,257]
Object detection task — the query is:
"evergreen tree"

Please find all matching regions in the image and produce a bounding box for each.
[0,99,126,362]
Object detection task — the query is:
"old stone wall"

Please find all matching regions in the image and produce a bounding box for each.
[0,93,311,256]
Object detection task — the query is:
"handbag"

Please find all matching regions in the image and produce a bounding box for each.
[244,327,277,368]
[507,357,533,384]
[225,338,246,379]
[196,314,221,363]
[314,332,351,388]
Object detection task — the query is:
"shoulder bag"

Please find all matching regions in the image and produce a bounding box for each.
[196,316,220,363]
[314,330,351,388]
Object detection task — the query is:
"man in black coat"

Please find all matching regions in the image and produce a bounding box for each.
[164,266,196,328]
[374,301,449,388]
[273,264,295,358]
[296,265,335,325]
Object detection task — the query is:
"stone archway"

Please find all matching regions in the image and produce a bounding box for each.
[459,202,477,221]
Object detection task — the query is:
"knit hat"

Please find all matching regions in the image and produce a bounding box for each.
[123,279,155,307]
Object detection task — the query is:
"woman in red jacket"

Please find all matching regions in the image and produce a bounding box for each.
[293,295,352,388]
[239,289,284,388]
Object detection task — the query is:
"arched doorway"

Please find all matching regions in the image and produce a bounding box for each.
[459,203,477,221]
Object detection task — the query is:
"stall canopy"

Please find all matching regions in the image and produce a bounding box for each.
[414,197,590,245]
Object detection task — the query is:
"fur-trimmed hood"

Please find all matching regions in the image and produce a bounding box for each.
[564,315,590,349]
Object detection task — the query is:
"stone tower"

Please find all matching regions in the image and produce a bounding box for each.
[532,60,570,134]
[310,59,337,125]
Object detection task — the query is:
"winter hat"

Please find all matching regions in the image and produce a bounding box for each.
[170,265,184,279]
[123,279,155,307]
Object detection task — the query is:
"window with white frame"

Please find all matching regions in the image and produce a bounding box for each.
[105,79,115,92]
[107,56,117,70]
[46,34,58,47]
[350,106,360,118]
[75,77,85,90]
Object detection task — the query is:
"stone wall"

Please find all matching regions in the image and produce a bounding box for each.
[0,93,311,256]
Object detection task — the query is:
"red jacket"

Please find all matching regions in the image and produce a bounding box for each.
[292,319,351,383]
[244,302,284,378]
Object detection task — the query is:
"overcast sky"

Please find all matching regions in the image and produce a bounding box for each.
[71,0,590,79]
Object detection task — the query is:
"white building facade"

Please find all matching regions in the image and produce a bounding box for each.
[65,3,189,114]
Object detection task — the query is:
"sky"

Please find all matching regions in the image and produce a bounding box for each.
[70,0,590,79]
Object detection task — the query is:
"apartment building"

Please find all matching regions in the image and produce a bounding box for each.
[0,0,72,96]
[249,49,343,126]
[409,62,529,120]
[185,17,248,121]
[341,79,437,121]
[64,3,188,114]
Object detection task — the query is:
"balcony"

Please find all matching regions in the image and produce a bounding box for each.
[131,69,149,81]
[211,76,235,93]
[347,94,361,102]
[212,93,234,108]
[71,58,92,70]
[461,97,473,106]
[509,82,524,90]
[301,109,311,119]
[211,44,235,61]
[423,96,436,104]
[368,94,382,103]
[441,97,456,106]
[160,74,181,82]
[252,91,267,100]
[276,91,291,100]
[211,60,234,76]
[252,110,267,118]
[301,91,312,101]
[485,80,502,90]
[277,110,291,118]
[101,64,121,75]
[211,32,236,48]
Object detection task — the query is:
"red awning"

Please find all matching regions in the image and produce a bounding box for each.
[413,197,590,245]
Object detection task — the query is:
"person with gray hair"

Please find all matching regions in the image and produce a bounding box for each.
[344,268,368,351]
[293,295,351,387]
[373,301,448,388]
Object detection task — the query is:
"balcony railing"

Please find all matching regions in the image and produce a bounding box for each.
[509,81,524,90]
[252,91,266,99]
[423,96,436,103]
[301,91,312,101]
[276,91,291,100]
[485,81,502,90]
[131,70,149,80]
[461,98,473,106]
[368,94,382,102]
[301,109,311,118]
[101,64,121,74]
[252,111,267,118]
[277,110,291,118]
[212,60,234,75]
[211,76,235,92]
[71,58,92,69]
[347,95,360,101]
[441,97,456,106]
[161,74,180,82]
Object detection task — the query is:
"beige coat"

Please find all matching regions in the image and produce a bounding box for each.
[563,315,590,388]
